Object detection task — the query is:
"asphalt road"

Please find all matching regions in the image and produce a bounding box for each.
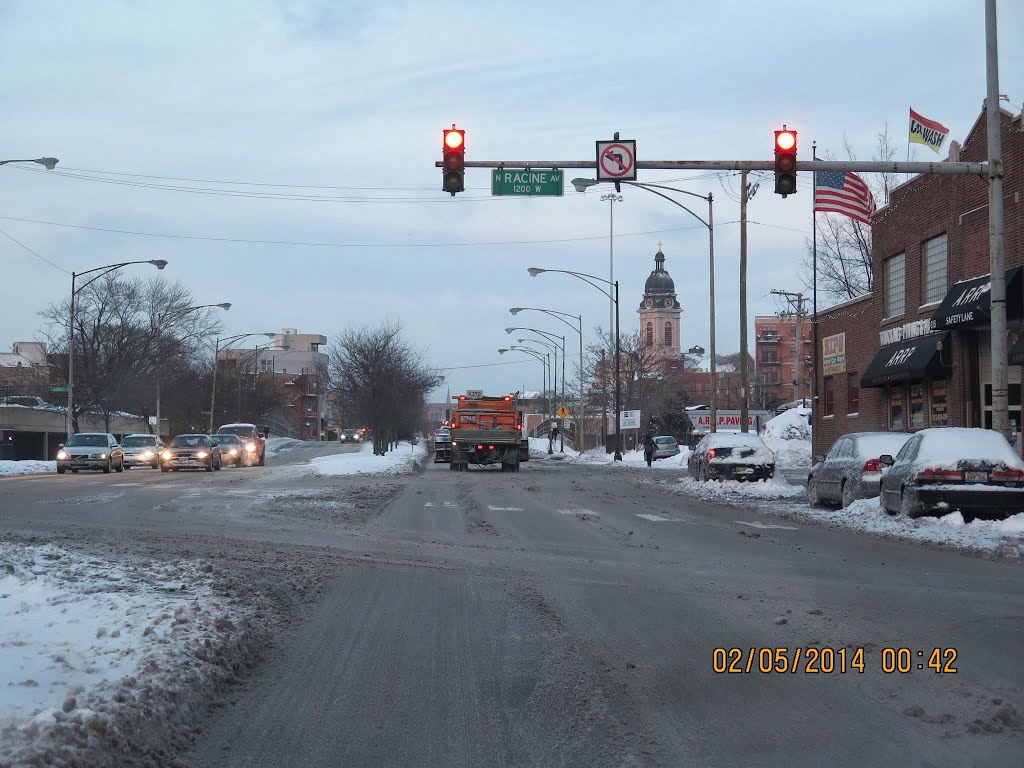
[1,447,1022,767]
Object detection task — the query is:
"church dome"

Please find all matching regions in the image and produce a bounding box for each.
[644,248,675,294]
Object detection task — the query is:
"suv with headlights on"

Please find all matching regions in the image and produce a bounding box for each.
[216,422,266,466]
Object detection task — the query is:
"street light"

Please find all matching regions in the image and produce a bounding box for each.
[509,327,567,452]
[154,302,231,435]
[209,333,275,434]
[498,347,549,410]
[597,192,623,336]
[529,267,622,461]
[0,157,59,170]
[510,307,583,450]
[66,259,168,438]
[574,177,718,432]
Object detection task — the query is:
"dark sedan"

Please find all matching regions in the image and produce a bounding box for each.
[160,434,222,472]
[878,427,1024,520]
[688,432,775,481]
[808,431,913,508]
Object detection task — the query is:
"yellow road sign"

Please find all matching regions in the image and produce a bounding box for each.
[556,405,570,419]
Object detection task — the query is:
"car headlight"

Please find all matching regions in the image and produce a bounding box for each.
[196,451,208,459]
[141,451,153,459]
[99,453,107,459]
[246,443,257,452]
[229,448,238,456]
[161,450,172,460]
[56,450,68,460]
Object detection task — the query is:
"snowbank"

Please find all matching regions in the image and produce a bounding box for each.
[264,437,302,459]
[0,542,256,766]
[763,437,812,469]
[0,460,55,477]
[670,474,805,501]
[306,440,426,476]
[762,408,811,441]
[528,436,581,459]
[570,444,691,471]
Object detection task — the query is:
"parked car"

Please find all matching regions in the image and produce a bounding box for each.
[688,432,775,481]
[216,423,265,466]
[56,433,124,474]
[878,427,1024,520]
[160,434,222,472]
[120,433,165,470]
[651,435,681,460]
[213,434,248,467]
[807,431,913,508]
[339,428,362,443]
[432,428,452,463]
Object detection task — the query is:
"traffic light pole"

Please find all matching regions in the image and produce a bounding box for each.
[440,159,988,175]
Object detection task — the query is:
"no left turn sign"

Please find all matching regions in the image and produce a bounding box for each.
[596,139,637,181]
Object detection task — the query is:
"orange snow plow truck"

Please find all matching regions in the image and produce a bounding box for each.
[449,391,530,472]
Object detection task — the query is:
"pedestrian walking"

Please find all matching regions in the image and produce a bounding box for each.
[643,432,656,467]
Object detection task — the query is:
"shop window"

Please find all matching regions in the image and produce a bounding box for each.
[646,322,653,347]
[889,388,905,430]
[923,233,947,305]
[886,253,906,317]
[824,376,835,416]
[931,380,948,426]
[847,374,859,414]
[664,322,673,347]
[909,383,926,429]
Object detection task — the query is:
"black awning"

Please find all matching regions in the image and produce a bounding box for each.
[861,333,951,388]
[930,267,1023,331]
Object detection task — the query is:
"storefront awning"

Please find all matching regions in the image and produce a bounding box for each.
[861,332,951,388]
[930,267,1023,331]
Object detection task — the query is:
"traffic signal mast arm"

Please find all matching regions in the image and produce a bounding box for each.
[434,158,987,175]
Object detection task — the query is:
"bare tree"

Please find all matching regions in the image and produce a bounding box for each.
[801,125,899,304]
[39,275,223,432]
[328,322,442,455]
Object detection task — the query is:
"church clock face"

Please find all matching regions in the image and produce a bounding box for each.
[663,297,673,307]
[645,297,654,308]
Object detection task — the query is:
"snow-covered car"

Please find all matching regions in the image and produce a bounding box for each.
[808,431,913,508]
[688,432,775,481]
[878,427,1024,520]
[651,435,680,460]
[56,433,124,474]
[160,434,222,472]
[120,433,165,469]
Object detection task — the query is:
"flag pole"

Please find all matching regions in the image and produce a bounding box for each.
[812,141,819,452]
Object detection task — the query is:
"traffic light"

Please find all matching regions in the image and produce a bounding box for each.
[774,126,797,197]
[442,126,465,195]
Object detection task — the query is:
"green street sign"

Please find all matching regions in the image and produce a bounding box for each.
[50,386,69,393]
[491,169,564,197]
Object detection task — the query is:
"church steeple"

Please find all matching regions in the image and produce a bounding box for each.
[638,243,682,361]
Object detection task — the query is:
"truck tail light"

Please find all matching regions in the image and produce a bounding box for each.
[488,444,495,450]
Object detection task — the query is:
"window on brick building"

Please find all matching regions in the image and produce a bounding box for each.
[664,322,672,347]
[762,350,778,363]
[847,373,859,414]
[886,253,906,317]
[923,233,948,305]
[824,376,835,416]
[645,322,653,346]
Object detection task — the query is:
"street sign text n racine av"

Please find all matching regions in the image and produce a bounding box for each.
[491,169,564,197]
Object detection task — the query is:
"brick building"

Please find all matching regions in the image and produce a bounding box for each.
[813,104,1023,457]
[755,315,812,408]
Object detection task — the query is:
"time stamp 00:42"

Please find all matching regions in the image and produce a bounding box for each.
[712,647,958,674]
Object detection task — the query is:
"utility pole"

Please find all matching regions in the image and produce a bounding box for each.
[739,171,752,432]
[770,289,808,402]
[986,0,1007,439]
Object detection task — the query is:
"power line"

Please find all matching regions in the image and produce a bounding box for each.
[0,226,68,273]
[440,359,532,371]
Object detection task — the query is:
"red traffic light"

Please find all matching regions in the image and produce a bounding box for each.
[775,130,796,152]
[444,129,464,151]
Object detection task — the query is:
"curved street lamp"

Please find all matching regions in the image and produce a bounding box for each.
[529,266,622,460]
[208,332,275,433]
[573,177,718,432]
[66,259,168,438]
[154,302,231,435]
[498,347,549,411]
[0,157,59,170]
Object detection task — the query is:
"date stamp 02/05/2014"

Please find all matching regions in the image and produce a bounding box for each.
[712,647,958,675]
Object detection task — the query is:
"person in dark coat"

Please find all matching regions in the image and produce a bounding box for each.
[643,432,656,467]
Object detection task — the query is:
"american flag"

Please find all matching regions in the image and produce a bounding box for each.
[813,170,876,225]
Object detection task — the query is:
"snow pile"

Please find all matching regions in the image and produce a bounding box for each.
[771,497,1024,556]
[671,474,805,501]
[306,440,426,476]
[265,437,302,459]
[762,408,811,441]
[763,437,812,469]
[0,460,55,477]
[528,436,581,458]
[0,542,256,766]
[570,444,691,471]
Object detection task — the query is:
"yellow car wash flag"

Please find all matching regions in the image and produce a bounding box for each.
[909,108,950,154]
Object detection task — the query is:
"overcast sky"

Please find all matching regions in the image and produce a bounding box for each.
[2,0,1022,404]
